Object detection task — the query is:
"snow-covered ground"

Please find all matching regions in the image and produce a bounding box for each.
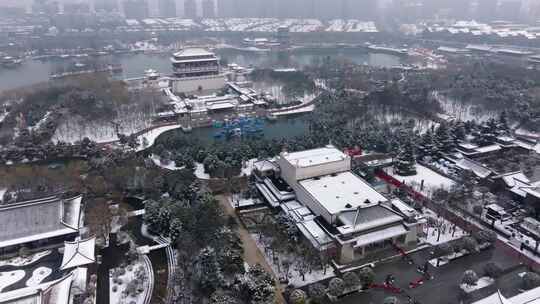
[194,162,210,180]
[28,111,51,132]
[250,233,334,288]
[385,164,456,198]
[109,260,149,304]
[26,267,52,287]
[433,92,496,122]
[52,108,157,144]
[460,276,494,293]
[136,124,181,152]
[273,104,315,116]
[0,250,51,267]
[420,209,466,246]
[135,18,376,33]
[150,154,185,171]
[0,270,25,292]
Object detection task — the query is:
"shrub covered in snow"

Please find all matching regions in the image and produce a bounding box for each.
[523,272,540,290]
[462,270,479,287]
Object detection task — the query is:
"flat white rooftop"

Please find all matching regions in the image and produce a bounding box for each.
[281,146,348,168]
[299,171,387,216]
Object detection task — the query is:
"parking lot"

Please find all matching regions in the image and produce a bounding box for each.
[333,242,528,304]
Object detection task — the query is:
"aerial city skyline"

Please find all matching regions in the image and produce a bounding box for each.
[0,0,538,22]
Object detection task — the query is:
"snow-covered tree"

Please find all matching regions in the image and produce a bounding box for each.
[327,277,345,297]
[308,283,326,303]
[523,272,540,290]
[193,247,224,292]
[461,270,478,287]
[383,296,399,304]
[358,267,375,289]
[233,264,275,304]
[461,236,479,253]
[168,218,183,243]
[289,289,306,304]
[209,290,239,304]
[343,271,361,290]
[395,140,417,176]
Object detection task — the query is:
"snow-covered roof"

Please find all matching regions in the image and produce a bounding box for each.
[0,195,82,249]
[458,142,479,150]
[253,159,278,173]
[172,48,216,58]
[281,145,348,169]
[337,205,403,235]
[353,224,408,248]
[298,171,387,217]
[475,144,501,154]
[280,201,315,223]
[60,237,96,270]
[297,219,334,250]
[0,272,74,304]
[501,172,530,188]
[455,158,492,178]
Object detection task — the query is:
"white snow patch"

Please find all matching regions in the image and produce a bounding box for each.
[26,267,52,287]
[194,162,210,180]
[136,124,181,152]
[385,164,456,198]
[0,270,25,292]
[109,260,149,304]
[240,158,258,176]
[150,154,185,171]
[420,209,467,246]
[460,276,494,293]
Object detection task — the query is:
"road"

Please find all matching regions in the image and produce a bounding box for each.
[217,195,286,304]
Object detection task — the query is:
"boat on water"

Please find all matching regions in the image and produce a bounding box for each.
[1,56,23,68]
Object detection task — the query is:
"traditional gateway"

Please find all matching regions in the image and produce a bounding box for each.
[254,146,425,264]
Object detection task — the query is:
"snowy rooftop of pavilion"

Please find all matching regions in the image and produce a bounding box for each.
[281,146,348,169]
[298,171,387,217]
[60,237,96,270]
[0,195,82,249]
[0,272,74,304]
[172,48,216,58]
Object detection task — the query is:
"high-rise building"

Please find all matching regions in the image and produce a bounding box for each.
[158,0,176,17]
[202,0,216,18]
[184,0,197,18]
[94,0,118,12]
[123,0,149,19]
[476,0,498,22]
[498,0,523,22]
[32,0,60,15]
[63,2,91,14]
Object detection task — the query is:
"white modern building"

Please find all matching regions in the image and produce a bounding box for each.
[259,146,423,264]
[170,48,227,94]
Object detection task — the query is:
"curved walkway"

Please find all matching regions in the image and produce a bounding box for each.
[141,255,154,304]
[156,236,176,304]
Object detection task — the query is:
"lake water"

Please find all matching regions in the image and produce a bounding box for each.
[157,115,309,145]
[0,48,402,92]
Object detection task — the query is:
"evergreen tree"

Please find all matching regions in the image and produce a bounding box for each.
[193,247,224,292]
[395,140,417,176]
